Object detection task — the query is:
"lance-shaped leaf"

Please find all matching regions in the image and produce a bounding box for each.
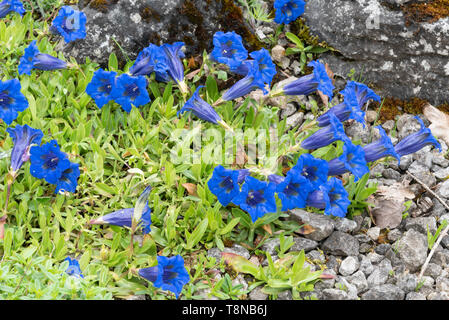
[221,252,262,279]
[132,185,152,231]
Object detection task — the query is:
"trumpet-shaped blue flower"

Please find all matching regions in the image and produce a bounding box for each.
[273,169,314,211]
[138,255,190,299]
[222,60,266,101]
[89,202,152,234]
[0,79,29,125]
[394,116,442,157]
[155,42,185,84]
[274,0,305,24]
[363,125,400,163]
[51,6,86,43]
[29,140,71,185]
[112,74,150,113]
[210,31,248,69]
[178,86,222,124]
[237,169,250,184]
[348,80,381,107]
[18,41,67,75]
[327,140,369,181]
[64,257,84,278]
[231,49,277,86]
[268,174,285,185]
[317,83,365,127]
[291,153,329,188]
[301,112,349,150]
[85,69,117,109]
[282,60,334,99]
[55,162,80,194]
[232,176,277,222]
[0,0,25,18]
[129,44,168,77]
[207,165,240,207]
[306,177,350,218]
[6,124,43,173]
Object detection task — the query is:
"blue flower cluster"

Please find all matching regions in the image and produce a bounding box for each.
[274,0,305,25]
[50,6,86,43]
[0,0,24,18]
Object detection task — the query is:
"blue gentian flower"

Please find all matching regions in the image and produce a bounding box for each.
[85,69,117,109]
[363,125,400,163]
[231,48,277,87]
[394,116,442,157]
[29,140,71,184]
[207,165,240,207]
[268,174,285,185]
[237,169,250,184]
[6,124,43,174]
[138,255,190,299]
[317,83,365,127]
[210,31,248,70]
[282,60,334,99]
[348,80,381,107]
[0,79,29,125]
[274,0,305,24]
[178,86,222,124]
[51,6,86,43]
[291,153,329,188]
[18,41,67,75]
[327,140,369,181]
[156,42,186,88]
[301,112,349,150]
[222,60,266,101]
[55,162,80,194]
[129,44,168,77]
[0,0,25,18]
[232,176,277,222]
[89,202,152,234]
[306,177,350,218]
[112,74,150,113]
[64,257,84,278]
[273,169,314,211]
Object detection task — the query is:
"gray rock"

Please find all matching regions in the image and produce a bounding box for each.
[355,234,372,244]
[359,255,375,276]
[322,232,360,257]
[365,110,378,124]
[286,112,304,128]
[399,155,413,171]
[335,277,359,300]
[321,289,350,300]
[307,250,326,264]
[347,270,369,294]
[367,227,381,241]
[434,167,449,180]
[326,255,340,273]
[260,238,280,256]
[63,0,257,66]
[280,103,297,119]
[345,121,370,144]
[438,180,449,199]
[367,252,384,264]
[427,292,449,300]
[249,286,268,300]
[207,248,222,262]
[223,244,250,260]
[406,292,426,300]
[387,229,402,242]
[361,284,405,300]
[436,276,449,292]
[431,198,447,217]
[395,272,418,293]
[424,263,443,279]
[370,163,385,179]
[419,275,435,288]
[385,249,405,267]
[276,290,292,300]
[315,270,337,290]
[339,256,360,276]
[359,243,373,254]
[125,295,146,300]
[381,120,395,132]
[394,229,428,272]
[290,209,335,241]
[375,244,392,256]
[289,237,319,253]
[408,162,437,189]
[405,217,437,234]
[271,45,285,62]
[334,218,358,233]
[433,154,449,168]
[367,266,391,288]
[382,169,401,181]
[232,274,248,292]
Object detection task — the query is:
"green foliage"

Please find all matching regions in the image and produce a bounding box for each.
[284,32,329,73]
[345,173,378,218]
[237,0,273,24]
[428,220,448,250]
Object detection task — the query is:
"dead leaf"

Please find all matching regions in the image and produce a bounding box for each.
[122,150,131,158]
[319,273,336,280]
[182,183,198,197]
[185,69,201,81]
[317,90,328,106]
[295,224,316,235]
[188,57,196,69]
[423,104,449,146]
[317,63,335,106]
[262,224,272,235]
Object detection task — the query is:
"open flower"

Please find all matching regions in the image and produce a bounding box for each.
[232,176,277,222]
[112,74,150,113]
[6,124,43,174]
[0,0,25,18]
[237,169,250,184]
[291,153,329,188]
[138,255,190,299]
[363,125,400,163]
[274,0,305,24]
[281,60,334,99]
[51,6,86,43]
[55,162,80,194]
[64,257,84,278]
[210,31,248,69]
[306,177,350,218]
[18,41,67,75]
[85,68,117,109]
[29,140,71,185]
[207,165,240,206]
[301,112,349,150]
[222,60,266,101]
[231,48,277,87]
[394,116,442,157]
[349,80,381,107]
[156,42,186,91]
[129,44,168,77]
[0,79,29,125]
[317,82,365,127]
[327,140,369,181]
[178,86,222,124]
[272,169,314,211]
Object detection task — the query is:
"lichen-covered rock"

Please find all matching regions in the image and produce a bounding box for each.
[394,229,428,272]
[303,0,449,105]
[62,0,259,66]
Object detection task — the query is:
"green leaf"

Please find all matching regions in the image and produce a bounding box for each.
[219,218,240,235]
[186,218,208,249]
